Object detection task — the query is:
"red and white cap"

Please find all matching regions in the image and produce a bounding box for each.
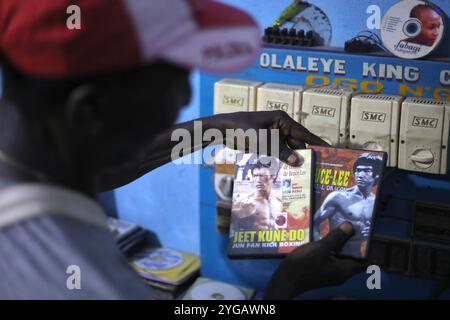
[0,0,261,78]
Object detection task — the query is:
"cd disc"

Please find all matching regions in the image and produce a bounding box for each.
[190,282,246,300]
[381,0,444,59]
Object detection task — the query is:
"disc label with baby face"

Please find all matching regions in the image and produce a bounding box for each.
[381,0,444,59]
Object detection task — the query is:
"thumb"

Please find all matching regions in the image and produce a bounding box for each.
[320,221,355,252]
[279,145,302,166]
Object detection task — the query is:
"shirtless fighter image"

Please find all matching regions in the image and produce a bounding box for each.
[313,153,384,257]
[231,157,282,232]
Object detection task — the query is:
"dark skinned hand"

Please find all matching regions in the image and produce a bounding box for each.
[218,110,329,166]
[263,222,368,300]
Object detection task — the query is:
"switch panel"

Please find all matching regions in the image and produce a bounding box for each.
[302,87,352,147]
[350,94,404,167]
[214,173,234,202]
[256,83,304,121]
[398,98,450,174]
[214,158,236,202]
[214,79,262,114]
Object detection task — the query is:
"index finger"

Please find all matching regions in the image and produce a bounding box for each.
[289,120,330,147]
[304,130,330,147]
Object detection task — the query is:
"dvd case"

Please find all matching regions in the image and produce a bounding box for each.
[310,146,387,259]
[106,217,149,254]
[106,217,140,241]
[130,246,200,286]
[228,150,313,258]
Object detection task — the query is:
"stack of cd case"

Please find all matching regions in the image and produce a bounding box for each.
[106,217,150,254]
[129,246,201,299]
[143,277,198,300]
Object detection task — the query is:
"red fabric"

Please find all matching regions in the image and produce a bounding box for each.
[0,0,141,77]
[0,0,259,77]
[188,0,257,29]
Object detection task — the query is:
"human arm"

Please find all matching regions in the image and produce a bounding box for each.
[96,111,327,192]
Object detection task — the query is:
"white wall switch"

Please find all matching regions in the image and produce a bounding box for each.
[214,79,263,114]
[302,87,352,147]
[256,83,304,121]
[350,94,404,167]
[398,98,450,174]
